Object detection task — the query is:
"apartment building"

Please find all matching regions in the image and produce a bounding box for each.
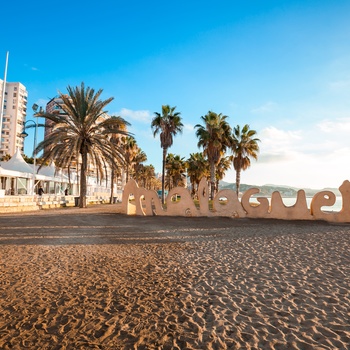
[0,79,28,158]
[44,96,67,154]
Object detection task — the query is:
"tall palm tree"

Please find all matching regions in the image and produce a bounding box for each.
[36,82,130,208]
[151,105,183,203]
[186,152,209,198]
[231,124,260,196]
[195,111,232,199]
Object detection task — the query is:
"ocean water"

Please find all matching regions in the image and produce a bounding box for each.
[250,196,343,212]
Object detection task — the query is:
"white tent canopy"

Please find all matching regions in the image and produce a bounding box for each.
[0,150,114,198]
[38,162,56,177]
[0,150,71,195]
[0,149,33,173]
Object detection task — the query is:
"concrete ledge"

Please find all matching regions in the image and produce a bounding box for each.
[0,205,39,213]
[0,194,111,213]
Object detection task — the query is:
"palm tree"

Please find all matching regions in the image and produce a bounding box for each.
[1,154,11,161]
[140,164,158,189]
[109,160,123,204]
[36,82,130,208]
[165,153,186,189]
[215,155,232,192]
[186,152,209,197]
[133,148,147,184]
[195,111,232,199]
[151,105,183,203]
[231,124,260,196]
[123,136,138,182]
[108,133,127,204]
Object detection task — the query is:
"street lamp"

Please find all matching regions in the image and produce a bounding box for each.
[21,104,42,195]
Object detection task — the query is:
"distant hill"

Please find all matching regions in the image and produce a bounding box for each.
[219,181,341,197]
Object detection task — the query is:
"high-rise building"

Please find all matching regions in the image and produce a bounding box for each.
[0,79,28,157]
[44,96,67,148]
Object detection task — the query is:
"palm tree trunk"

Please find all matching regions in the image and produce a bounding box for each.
[210,161,215,200]
[161,147,167,204]
[80,149,88,208]
[134,165,139,184]
[67,165,71,194]
[110,168,115,204]
[236,167,241,197]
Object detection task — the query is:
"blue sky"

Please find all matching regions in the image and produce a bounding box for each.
[3,0,350,189]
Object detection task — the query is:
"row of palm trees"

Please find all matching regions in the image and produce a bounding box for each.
[164,152,230,198]
[152,106,260,201]
[35,83,260,208]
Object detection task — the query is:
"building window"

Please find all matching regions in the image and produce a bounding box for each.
[13,93,17,97]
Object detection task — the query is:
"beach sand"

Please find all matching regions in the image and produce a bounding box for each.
[0,205,349,349]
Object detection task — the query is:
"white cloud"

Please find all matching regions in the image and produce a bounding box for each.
[258,152,297,163]
[183,123,194,132]
[317,117,350,133]
[225,121,350,189]
[251,101,278,114]
[260,126,302,140]
[24,63,39,71]
[225,147,350,189]
[259,126,302,151]
[116,108,152,123]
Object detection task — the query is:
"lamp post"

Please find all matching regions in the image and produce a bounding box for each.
[21,104,42,195]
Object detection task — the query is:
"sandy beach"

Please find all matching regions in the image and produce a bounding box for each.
[0,205,349,349]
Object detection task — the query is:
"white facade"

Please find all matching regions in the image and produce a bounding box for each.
[0,79,28,158]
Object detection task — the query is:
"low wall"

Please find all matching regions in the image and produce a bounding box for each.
[0,196,39,213]
[0,194,113,213]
